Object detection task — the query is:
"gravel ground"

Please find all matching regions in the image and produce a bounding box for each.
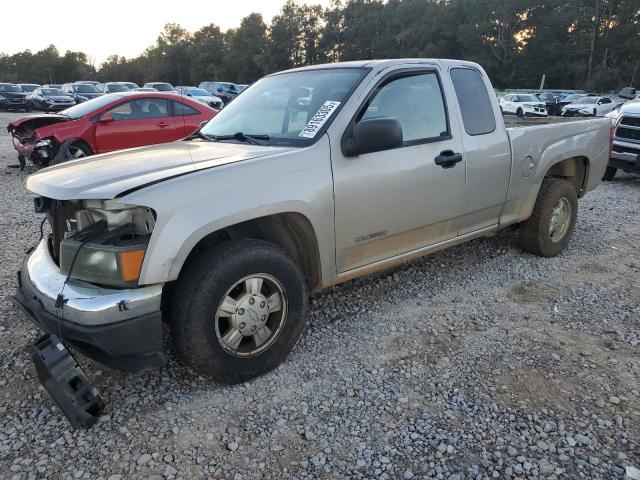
[0,110,638,480]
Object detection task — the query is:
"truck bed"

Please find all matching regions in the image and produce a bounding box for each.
[503,116,610,129]
[500,115,611,227]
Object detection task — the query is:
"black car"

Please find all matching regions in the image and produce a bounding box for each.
[0,83,29,111]
[61,82,104,103]
[536,92,562,116]
[29,87,76,111]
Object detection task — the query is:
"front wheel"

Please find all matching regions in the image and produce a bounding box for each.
[518,178,578,257]
[516,108,524,118]
[169,239,308,384]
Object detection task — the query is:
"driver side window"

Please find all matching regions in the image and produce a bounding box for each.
[107,99,169,121]
[360,73,449,143]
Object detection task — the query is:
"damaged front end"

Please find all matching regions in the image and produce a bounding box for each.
[14,197,165,372]
[7,115,70,169]
[13,198,165,428]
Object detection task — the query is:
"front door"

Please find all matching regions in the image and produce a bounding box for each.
[95,98,176,153]
[331,69,467,273]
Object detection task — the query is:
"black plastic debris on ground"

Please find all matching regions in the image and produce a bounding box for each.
[31,334,104,429]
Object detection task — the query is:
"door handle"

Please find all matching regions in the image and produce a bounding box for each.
[434,150,463,169]
[155,122,170,128]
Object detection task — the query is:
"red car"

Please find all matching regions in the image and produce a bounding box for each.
[8,92,216,168]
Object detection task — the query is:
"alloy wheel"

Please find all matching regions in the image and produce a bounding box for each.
[549,197,572,243]
[214,273,288,357]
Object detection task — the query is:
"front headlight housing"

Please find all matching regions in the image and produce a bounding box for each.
[60,239,147,287]
[57,201,155,287]
[35,138,53,149]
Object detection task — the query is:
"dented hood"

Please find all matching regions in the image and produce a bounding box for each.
[26,140,295,200]
[8,113,70,130]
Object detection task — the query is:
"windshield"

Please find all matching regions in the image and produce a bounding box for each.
[153,83,175,91]
[74,84,100,93]
[60,94,121,119]
[563,94,583,102]
[0,84,21,93]
[107,84,129,92]
[200,68,367,147]
[42,88,65,96]
[517,95,539,102]
[219,83,237,92]
[21,85,39,92]
[576,97,598,104]
[190,88,211,96]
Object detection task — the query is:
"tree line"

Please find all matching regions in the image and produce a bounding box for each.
[1,0,638,91]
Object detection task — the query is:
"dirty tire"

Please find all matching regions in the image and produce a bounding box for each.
[169,238,308,384]
[516,108,524,118]
[518,178,578,257]
[602,166,617,181]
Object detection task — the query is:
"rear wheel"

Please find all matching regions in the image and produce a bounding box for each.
[169,238,308,384]
[593,108,597,116]
[602,166,617,181]
[518,178,578,257]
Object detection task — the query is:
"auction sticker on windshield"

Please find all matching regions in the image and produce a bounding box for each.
[299,101,341,138]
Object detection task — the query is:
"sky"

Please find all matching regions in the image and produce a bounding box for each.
[0,0,331,66]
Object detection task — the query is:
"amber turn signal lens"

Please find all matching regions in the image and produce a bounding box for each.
[119,249,146,282]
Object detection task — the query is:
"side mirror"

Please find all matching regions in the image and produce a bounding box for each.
[343,117,403,157]
[99,113,114,123]
[199,120,208,129]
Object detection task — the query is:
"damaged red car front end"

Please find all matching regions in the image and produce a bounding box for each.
[7,114,71,168]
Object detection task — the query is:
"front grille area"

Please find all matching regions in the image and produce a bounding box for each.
[620,116,640,127]
[616,126,640,142]
[612,144,640,155]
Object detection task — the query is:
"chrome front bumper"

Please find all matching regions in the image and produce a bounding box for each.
[23,239,162,326]
[13,239,165,372]
[611,139,640,164]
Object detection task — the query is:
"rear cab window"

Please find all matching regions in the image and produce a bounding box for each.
[450,68,496,136]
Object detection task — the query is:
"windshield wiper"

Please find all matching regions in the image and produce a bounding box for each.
[211,132,270,145]
[184,129,213,141]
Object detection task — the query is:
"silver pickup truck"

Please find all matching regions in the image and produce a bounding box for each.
[15,59,611,384]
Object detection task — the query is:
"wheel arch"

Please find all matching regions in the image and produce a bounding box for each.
[173,212,323,292]
[542,155,589,198]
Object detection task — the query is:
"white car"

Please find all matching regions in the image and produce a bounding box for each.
[176,86,224,110]
[499,94,548,117]
[561,96,619,117]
